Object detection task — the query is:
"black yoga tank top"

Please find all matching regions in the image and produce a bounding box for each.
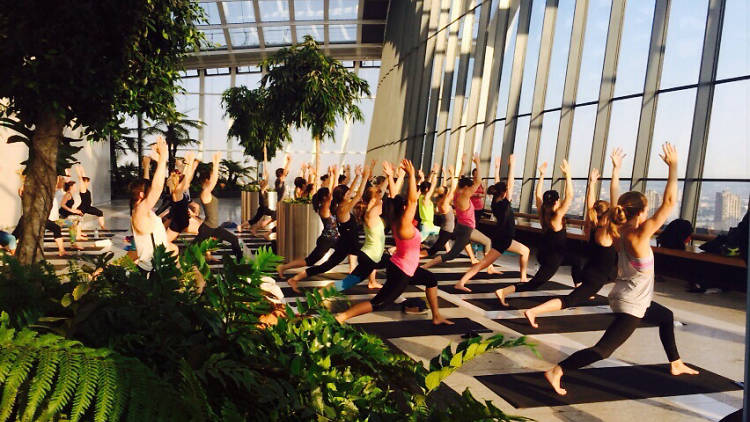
[541,226,567,255]
[338,215,359,240]
[584,230,618,279]
[80,190,92,208]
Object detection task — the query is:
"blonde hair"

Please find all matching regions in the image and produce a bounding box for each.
[589,200,620,237]
[613,191,648,224]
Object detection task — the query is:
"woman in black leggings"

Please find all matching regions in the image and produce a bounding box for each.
[287,163,372,292]
[74,164,106,230]
[545,143,697,396]
[495,160,584,305]
[524,152,626,326]
[277,166,341,279]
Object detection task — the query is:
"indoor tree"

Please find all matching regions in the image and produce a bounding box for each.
[260,36,370,188]
[144,112,204,171]
[0,0,204,263]
[222,85,290,178]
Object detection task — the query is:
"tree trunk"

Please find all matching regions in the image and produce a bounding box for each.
[16,112,64,264]
[109,134,117,199]
[137,114,144,176]
[263,142,268,179]
[314,136,320,191]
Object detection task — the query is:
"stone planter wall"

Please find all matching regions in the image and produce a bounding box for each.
[277,202,321,261]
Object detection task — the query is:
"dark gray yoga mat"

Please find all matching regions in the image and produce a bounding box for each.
[281,283,422,298]
[432,271,522,282]
[493,312,657,334]
[476,364,740,408]
[352,317,490,339]
[438,280,570,295]
[467,294,608,311]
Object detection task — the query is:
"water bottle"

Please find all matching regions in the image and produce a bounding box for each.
[94,228,99,239]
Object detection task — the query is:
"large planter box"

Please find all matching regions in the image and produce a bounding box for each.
[241,191,278,222]
[277,202,321,261]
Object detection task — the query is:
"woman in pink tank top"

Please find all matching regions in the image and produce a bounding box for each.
[423,155,497,278]
[336,159,453,326]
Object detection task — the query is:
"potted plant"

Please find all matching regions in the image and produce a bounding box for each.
[260,36,369,258]
[222,86,289,223]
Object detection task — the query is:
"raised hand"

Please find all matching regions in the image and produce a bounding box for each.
[417,169,425,181]
[432,162,440,174]
[401,159,415,175]
[538,162,548,175]
[495,156,501,169]
[369,159,376,172]
[155,137,168,161]
[508,154,515,167]
[610,147,626,169]
[355,165,363,176]
[184,151,196,166]
[659,142,678,167]
[589,168,600,182]
[560,159,570,175]
[212,151,222,163]
[382,161,394,177]
[447,165,455,177]
[473,153,480,165]
[284,153,291,164]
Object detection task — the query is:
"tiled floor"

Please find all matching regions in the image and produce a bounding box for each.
[44,198,745,421]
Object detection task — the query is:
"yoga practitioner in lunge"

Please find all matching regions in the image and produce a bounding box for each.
[544,143,698,396]
[165,151,198,242]
[276,166,340,278]
[422,154,495,272]
[73,164,106,230]
[453,155,530,292]
[524,149,626,327]
[285,162,372,292]
[335,159,452,326]
[494,159,584,305]
[418,164,441,242]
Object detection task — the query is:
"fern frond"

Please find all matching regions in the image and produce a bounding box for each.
[94,357,117,422]
[70,353,100,421]
[20,348,60,422]
[0,348,36,421]
[42,348,81,419]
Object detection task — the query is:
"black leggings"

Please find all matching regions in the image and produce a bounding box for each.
[427,229,453,256]
[46,220,62,239]
[370,260,437,310]
[79,205,103,217]
[559,269,611,309]
[560,302,680,370]
[193,223,243,261]
[515,250,585,292]
[304,236,338,266]
[248,205,276,225]
[306,235,359,277]
[438,223,472,263]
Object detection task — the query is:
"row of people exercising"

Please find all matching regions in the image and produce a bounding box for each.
[275,142,698,395]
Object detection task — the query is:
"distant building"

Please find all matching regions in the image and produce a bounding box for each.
[715,190,742,225]
[645,190,662,217]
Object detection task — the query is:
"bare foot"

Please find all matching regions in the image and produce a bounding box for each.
[453,283,472,293]
[58,250,69,257]
[335,314,346,324]
[367,281,383,289]
[487,265,503,275]
[670,360,699,376]
[524,310,539,328]
[277,264,286,278]
[519,277,529,283]
[544,366,567,395]
[288,277,301,293]
[79,234,89,239]
[494,288,509,306]
[72,244,85,250]
[432,317,454,326]
[250,227,258,237]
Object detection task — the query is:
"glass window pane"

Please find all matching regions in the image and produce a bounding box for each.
[518,0,547,114]
[329,24,356,43]
[198,2,222,25]
[647,88,697,178]
[203,94,232,153]
[297,25,324,42]
[235,72,263,89]
[223,1,255,23]
[177,76,200,93]
[697,181,750,232]
[496,11,519,119]
[660,0,708,89]
[717,0,750,79]
[613,0,655,97]
[703,80,750,179]
[536,110,560,171]
[513,116,531,178]
[202,29,227,49]
[330,0,359,20]
[602,97,641,178]
[358,68,380,95]
[544,0,575,108]
[644,180,685,221]
[472,5,482,40]
[294,0,324,20]
[263,26,293,45]
[228,28,260,47]
[568,104,595,177]
[204,75,231,94]
[259,0,290,22]
[576,0,612,103]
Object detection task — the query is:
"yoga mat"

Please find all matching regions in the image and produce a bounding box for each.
[467,295,608,311]
[281,283,422,298]
[476,364,741,408]
[352,317,491,339]
[438,280,570,295]
[493,312,656,334]
[432,271,522,282]
[288,297,457,311]
[44,246,104,252]
[45,233,115,239]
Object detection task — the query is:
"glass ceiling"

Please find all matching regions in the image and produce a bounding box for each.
[195,0,381,51]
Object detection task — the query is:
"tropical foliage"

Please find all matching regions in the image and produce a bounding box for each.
[144,113,205,171]
[0,244,532,421]
[222,86,290,163]
[0,0,205,263]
